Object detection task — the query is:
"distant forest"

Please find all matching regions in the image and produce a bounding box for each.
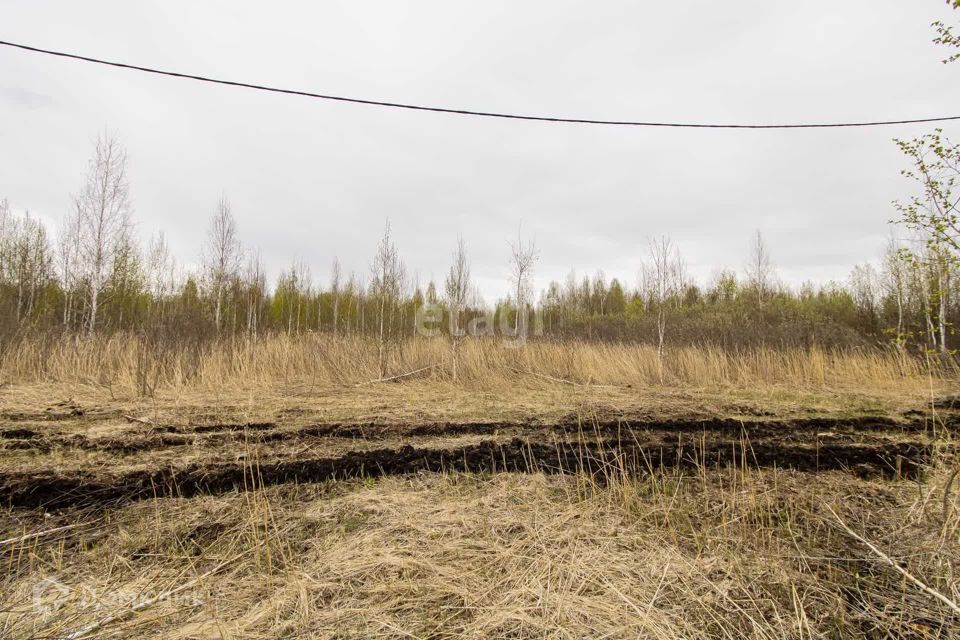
[1,132,957,354]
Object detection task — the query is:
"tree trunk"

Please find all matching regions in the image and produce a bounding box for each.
[938,265,948,354]
[88,285,100,335]
[656,306,666,383]
[214,285,223,333]
[332,296,339,335]
[895,285,904,350]
[451,338,459,383]
[378,295,387,378]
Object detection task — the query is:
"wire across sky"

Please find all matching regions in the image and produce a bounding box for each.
[1,38,958,130]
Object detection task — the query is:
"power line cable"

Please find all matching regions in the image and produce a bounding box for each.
[1,38,959,129]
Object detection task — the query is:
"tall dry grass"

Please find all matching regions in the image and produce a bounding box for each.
[0,332,952,395]
[5,463,959,638]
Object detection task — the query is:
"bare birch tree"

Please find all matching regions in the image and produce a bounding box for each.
[330,258,342,334]
[881,235,909,349]
[201,196,241,333]
[57,209,83,329]
[849,263,880,333]
[242,251,265,339]
[73,132,133,334]
[508,228,538,336]
[444,237,471,381]
[0,208,53,326]
[745,230,774,305]
[145,232,178,324]
[279,259,311,335]
[370,221,406,378]
[642,236,685,377]
[145,232,176,299]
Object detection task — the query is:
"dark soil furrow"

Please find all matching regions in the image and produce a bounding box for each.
[152,421,277,434]
[0,436,935,510]
[2,414,951,455]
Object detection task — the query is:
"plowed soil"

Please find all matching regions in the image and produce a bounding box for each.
[1,396,954,509]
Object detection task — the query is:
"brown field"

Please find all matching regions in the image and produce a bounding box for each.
[2,335,959,638]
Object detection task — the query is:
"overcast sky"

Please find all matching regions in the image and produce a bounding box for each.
[1,0,959,300]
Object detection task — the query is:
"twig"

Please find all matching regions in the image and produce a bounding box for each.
[122,415,155,426]
[828,505,960,616]
[505,366,618,388]
[0,523,85,546]
[63,548,250,639]
[356,364,439,386]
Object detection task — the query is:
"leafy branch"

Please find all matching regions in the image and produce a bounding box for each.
[933,0,960,64]
[893,130,960,261]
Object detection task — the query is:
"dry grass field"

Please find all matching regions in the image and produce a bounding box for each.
[2,335,959,638]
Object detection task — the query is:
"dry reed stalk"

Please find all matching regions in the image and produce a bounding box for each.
[828,505,960,617]
[0,333,950,397]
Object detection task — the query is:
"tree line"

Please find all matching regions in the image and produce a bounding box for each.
[1,129,959,358]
